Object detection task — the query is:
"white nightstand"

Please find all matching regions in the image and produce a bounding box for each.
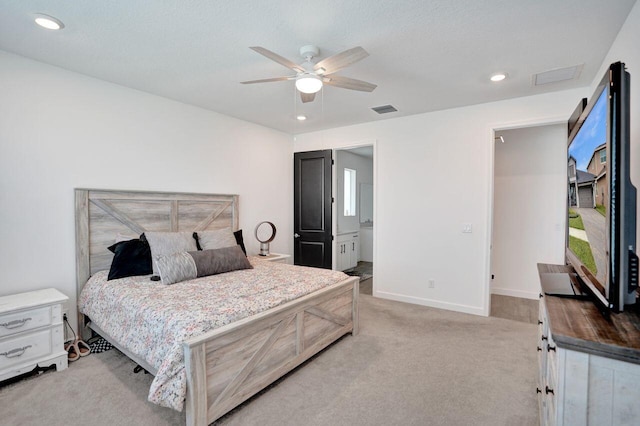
[0,288,69,382]
[254,253,291,264]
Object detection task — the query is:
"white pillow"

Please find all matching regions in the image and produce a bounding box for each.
[144,231,198,275]
[196,229,237,251]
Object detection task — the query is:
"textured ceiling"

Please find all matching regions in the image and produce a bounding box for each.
[0,0,636,134]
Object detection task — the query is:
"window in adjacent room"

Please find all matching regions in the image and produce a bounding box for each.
[344,168,356,216]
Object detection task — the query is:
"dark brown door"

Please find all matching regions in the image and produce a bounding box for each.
[294,150,332,268]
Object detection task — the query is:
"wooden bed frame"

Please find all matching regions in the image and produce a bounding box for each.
[74,189,359,426]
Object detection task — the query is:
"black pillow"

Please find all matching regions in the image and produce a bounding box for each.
[192,232,202,250]
[107,239,152,280]
[234,229,247,256]
[193,229,247,256]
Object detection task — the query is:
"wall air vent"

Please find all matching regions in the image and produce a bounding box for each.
[533,64,584,86]
[371,105,398,114]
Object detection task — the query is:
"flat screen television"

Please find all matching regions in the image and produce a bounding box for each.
[566,61,638,312]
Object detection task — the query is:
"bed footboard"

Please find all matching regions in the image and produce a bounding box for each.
[183,276,359,426]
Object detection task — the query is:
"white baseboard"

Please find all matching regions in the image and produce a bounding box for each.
[373,290,486,316]
[491,287,540,300]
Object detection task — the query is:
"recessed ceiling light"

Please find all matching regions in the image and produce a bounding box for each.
[490,73,507,82]
[34,14,65,30]
[296,114,307,121]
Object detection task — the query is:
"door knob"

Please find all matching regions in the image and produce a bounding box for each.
[294,233,300,238]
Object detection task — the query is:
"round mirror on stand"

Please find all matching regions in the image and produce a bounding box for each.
[255,221,277,256]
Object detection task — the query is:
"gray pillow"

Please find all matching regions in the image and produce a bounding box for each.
[196,229,237,250]
[144,231,198,275]
[155,251,197,285]
[155,245,253,285]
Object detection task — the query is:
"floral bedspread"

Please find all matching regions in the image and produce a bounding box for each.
[78,258,349,411]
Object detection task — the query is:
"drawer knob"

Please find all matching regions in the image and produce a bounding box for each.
[1,317,32,329]
[546,386,554,395]
[541,335,548,341]
[537,346,542,352]
[537,320,543,325]
[548,345,556,352]
[1,345,32,358]
[536,388,542,394]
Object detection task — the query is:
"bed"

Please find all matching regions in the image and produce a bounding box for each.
[75,189,359,425]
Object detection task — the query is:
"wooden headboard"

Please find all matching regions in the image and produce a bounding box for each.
[75,189,239,299]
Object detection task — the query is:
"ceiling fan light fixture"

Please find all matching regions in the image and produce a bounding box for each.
[295,75,323,94]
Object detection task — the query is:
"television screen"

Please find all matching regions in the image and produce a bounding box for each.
[567,88,611,307]
[566,62,637,312]
[567,90,607,283]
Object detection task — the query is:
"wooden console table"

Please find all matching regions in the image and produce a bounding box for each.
[537,263,640,425]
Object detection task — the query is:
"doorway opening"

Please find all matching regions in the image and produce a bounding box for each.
[335,145,374,295]
[489,124,567,323]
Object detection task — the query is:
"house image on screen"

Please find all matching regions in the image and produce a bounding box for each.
[586,143,608,206]
[568,156,597,208]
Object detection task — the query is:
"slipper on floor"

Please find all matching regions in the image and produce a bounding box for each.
[76,339,91,357]
[65,342,79,362]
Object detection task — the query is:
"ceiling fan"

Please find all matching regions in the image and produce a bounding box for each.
[241,45,377,103]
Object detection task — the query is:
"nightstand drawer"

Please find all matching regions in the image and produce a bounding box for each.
[0,305,57,338]
[0,327,58,370]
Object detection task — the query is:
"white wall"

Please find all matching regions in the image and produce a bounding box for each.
[592,0,640,248]
[294,89,585,315]
[0,51,293,328]
[492,124,567,299]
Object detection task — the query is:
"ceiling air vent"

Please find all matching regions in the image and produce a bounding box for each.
[533,64,584,86]
[371,105,398,114]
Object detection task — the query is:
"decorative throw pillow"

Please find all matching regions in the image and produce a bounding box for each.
[194,229,247,256]
[195,229,238,251]
[233,229,247,256]
[107,239,152,280]
[155,251,197,285]
[143,231,198,275]
[155,245,253,285]
[190,245,252,276]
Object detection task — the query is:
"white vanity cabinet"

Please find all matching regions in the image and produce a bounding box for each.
[337,232,359,271]
[0,288,68,382]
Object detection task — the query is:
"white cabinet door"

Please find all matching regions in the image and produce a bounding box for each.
[336,241,346,271]
[337,233,358,271]
[348,237,359,269]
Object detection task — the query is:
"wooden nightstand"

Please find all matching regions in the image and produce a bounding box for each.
[254,253,291,264]
[0,288,69,382]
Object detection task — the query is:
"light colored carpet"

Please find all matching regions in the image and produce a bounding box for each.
[490,294,539,324]
[0,295,538,426]
[359,277,373,295]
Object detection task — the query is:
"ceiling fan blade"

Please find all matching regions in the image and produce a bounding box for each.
[314,46,369,75]
[300,92,316,103]
[240,76,293,84]
[324,75,377,92]
[250,47,306,73]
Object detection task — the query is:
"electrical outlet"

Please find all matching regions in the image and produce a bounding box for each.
[428,279,435,288]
